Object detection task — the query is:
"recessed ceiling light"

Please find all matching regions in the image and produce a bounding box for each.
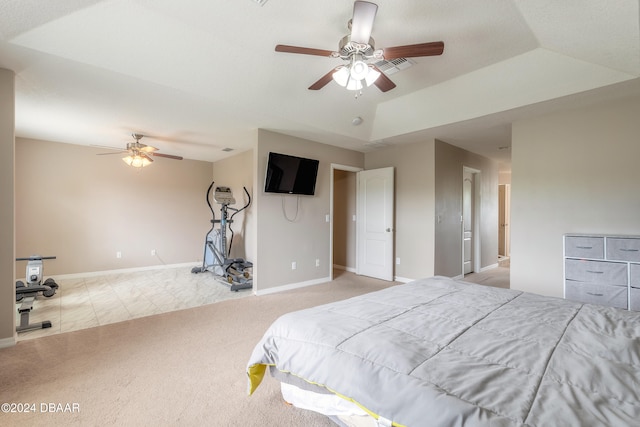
[352,116,363,126]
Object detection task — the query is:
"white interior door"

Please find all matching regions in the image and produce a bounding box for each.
[357,167,394,281]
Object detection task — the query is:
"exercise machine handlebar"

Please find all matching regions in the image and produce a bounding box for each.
[16,256,57,261]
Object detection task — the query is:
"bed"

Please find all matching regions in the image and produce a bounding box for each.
[246,276,640,426]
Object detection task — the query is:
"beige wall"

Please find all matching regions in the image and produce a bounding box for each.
[511,95,640,298]
[333,169,357,270]
[0,69,15,345]
[254,130,364,292]
[365,141,436,281]
[15,138,213,276]
[434,140,499,277]
[499,171,512,185]
[211,148,255,262]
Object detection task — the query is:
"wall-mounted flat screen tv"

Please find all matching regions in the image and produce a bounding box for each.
[264,152,319,196]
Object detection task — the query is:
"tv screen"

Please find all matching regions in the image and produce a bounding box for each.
[264,152,319,195]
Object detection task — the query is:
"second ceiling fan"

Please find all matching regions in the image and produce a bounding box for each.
[276,1,444,93]
[97,134,183,168]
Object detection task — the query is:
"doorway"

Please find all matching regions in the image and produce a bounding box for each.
[330,165,395,282]
[331,167,358,277]
[498,184,511,258]
[463,167,481,276]
[330,165,360,280]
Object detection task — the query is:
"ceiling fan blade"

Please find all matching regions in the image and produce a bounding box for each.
[91,144,123,151]
[141,152,154,163]
[371,66,396,92]
[151,152,183,160]
[275,45,335,57]
[97,151,128,155]
[383,41,444,60]
[140,145,158,153]
[350,1,378,44]
[308,68,339,90]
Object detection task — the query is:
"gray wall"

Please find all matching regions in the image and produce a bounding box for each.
[211,148,255,263]
[254,130,364,292]
[1,124,503,345]
[434,140,499,277]
[366,141,437,281]
[15,138,213,275]
[511,95,640,298]
[0,68,15,346]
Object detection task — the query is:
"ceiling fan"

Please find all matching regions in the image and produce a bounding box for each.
[275,1,444,93]
[96,133,183,168]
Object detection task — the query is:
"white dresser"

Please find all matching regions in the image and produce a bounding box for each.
[564,234,640,311]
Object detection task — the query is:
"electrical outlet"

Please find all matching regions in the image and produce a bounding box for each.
[315,259,320,267]
[396,257,401,265]
[151,249,156,256]
[116,251,122,259]
[291,261,297,270]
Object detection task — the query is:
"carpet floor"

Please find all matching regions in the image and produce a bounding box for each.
[1,271,397,426]
[1,265,510,426]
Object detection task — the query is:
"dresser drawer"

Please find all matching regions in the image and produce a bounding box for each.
[564,236,604,259]
[606,238,640,262]
[564,259,627,285]
[565,281,628,309]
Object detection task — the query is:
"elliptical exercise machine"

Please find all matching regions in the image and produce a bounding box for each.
[15,255,59,332]
[191,182,253,291]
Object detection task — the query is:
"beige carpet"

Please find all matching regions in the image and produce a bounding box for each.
[0,271,397,426]
[463,258,510,289]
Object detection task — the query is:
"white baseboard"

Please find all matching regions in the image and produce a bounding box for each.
[334,266,412,284]
[0,336,16,349]
[333,264,356,273]
[452,263,500,281]
[254,276,332,296]
[480,263,499,272]
[52,262,197,280]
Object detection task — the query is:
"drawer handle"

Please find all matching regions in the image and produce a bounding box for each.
[620,248,639,252]
[586,270,604,274]
[587,292,604,297]
[576,246,593,249]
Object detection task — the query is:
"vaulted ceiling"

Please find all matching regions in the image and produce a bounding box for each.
[1,0,639,171]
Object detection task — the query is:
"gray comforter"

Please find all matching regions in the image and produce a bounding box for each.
[247,276,640,426]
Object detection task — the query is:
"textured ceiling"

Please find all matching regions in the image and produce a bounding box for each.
[1,0,639,171]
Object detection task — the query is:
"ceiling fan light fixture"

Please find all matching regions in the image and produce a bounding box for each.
[350,56,369,80]
[332,66,363,91]
[332,66,350,87]
[364,66,380,86]
[346,77,363,91]
[123,154,151,168]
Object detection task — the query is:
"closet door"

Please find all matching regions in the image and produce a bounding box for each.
[357,167,394,281]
